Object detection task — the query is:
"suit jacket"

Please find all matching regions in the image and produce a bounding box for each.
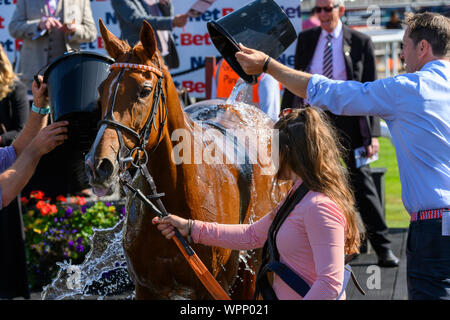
[9,0,97,86]
[282,25,381,149]
[0,80,29,147]
[111,0,179,68]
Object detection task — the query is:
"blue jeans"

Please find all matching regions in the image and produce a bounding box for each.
[406,219,450,300]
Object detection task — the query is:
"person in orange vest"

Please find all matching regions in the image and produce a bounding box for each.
[212,59,280,122]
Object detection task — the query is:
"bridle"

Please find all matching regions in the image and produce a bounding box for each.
[97,57,167,173]
[90,54,169,211]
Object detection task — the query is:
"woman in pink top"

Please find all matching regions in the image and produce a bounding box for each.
[154,107,362,300]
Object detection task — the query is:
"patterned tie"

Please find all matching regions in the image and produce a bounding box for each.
[323,33,333,79]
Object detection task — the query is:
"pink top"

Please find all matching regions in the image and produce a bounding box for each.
[191,181,347,300]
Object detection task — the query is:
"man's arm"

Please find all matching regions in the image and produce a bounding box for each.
[235,44,398,120]
[111,0,173,31]
[236,44,312,100]
[8,0,41,40]
[67,0,97,43]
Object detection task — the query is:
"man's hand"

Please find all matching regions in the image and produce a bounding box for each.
[365,138,380,158]
[235,43,268,75]
[38,16,62,31]
[59,23,76,35]
[32,75,48,108]
[172,13,188,28]
[29,121,69,157]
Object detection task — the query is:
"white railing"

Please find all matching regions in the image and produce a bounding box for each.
[361,29,405,77]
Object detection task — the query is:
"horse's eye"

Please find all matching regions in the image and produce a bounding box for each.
[140,88,152,98]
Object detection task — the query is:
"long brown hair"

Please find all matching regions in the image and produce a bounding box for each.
[0,44,17,101]
[274,107,362,254]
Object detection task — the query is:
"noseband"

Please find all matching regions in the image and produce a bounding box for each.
[97,59,167,172]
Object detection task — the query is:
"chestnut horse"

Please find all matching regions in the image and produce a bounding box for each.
[85,20,286,299]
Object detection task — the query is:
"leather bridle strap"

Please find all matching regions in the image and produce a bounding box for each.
[98,60,165,170]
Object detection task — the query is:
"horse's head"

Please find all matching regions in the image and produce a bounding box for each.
[85,19,167,196]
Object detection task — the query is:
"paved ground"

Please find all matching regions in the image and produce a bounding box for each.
[347,228,408,300]
[21,228,408,301]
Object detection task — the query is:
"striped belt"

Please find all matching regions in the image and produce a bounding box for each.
[410,208,449,222]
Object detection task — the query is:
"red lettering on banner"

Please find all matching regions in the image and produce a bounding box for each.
[222,8,233,16]
[15,38,23,50]
[0,16,5,29]
[180,33,211,46]
[182,81,205,94]
[97,36,104,49]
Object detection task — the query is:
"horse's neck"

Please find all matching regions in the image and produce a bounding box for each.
[145,68,193,211]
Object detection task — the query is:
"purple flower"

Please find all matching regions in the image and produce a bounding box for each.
[72,229,77,234]
[65,207,73,217]
[121,207,126,215]
[68,240,74,248]
[76,244,84,253]
[76,237,83,245]
[54,218,58,223]
[81,206,87,214]
[105,202,111,207]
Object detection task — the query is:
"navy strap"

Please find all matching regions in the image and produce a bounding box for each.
[266,261,310,298]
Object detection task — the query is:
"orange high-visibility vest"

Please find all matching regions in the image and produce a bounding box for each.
[215,60,262,103]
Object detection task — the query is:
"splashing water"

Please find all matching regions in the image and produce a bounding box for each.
[41,219,135,300]
[226,78,253,105]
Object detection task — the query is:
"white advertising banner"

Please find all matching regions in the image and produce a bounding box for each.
[0,0,301,98]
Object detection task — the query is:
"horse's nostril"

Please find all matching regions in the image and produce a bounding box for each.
[97,158,114,180]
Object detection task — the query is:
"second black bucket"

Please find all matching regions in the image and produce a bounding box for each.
[207,0,297,84]
[43,51,114,149]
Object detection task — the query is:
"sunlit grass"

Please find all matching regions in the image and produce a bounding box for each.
[371,137,410,228]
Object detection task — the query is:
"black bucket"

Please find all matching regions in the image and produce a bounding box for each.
[207,0,297,84]
[43,51,114,149]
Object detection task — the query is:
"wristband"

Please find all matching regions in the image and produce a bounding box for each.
[31,103,51,115]
[262,56,271,73]
[187,219,194,243]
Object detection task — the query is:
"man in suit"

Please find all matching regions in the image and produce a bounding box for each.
[9,0,97,93]
[282,0,399,267]
[111,0,188,69]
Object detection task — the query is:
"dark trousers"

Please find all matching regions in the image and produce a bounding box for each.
[406,219,450,300]
[0,196,30,299]
[345,155,391,255]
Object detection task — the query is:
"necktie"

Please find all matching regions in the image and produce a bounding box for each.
[323,33,333,79]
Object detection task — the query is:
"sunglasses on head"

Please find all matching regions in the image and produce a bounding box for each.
[314,4,339,13]
[279,108,293,119]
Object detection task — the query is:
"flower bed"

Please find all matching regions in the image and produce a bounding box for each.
[21,191,124,291]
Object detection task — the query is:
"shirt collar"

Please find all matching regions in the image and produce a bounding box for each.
[321,19,343,39]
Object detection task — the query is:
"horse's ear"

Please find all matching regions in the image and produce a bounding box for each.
[140,20,157,58]
[99,18,129,59]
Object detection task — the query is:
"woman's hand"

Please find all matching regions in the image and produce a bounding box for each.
[32,75,48,108]
[152,214,190,239]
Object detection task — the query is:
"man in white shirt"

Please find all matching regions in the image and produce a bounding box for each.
[281,0,399,267]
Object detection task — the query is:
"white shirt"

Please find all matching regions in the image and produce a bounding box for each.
[308,20,347,81]
[258,74,280,122]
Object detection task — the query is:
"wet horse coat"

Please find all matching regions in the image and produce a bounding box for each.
[85,20,286,299]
